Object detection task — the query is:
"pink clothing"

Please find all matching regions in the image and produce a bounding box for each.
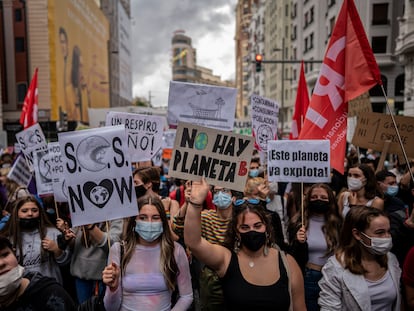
[104,242,193,311]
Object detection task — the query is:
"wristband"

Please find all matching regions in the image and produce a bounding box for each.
[189,200,203,208]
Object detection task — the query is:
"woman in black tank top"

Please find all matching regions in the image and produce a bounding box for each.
[184,178,306,311]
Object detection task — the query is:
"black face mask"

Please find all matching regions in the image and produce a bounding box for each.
[240,231,266,252]
[19,218,40,230]
[308,200,330,214]
[135,185,147,199]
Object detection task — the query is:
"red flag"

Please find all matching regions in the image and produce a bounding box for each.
[298,0,381,174]
[20,68,39,129]
[290,61,310,140]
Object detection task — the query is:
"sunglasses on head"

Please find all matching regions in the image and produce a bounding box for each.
[234,198,264,207]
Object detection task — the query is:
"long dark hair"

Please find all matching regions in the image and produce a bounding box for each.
[0,196,53,265]
[121,194,178,291]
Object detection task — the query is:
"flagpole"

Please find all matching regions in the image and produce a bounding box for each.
[380,85,414,184]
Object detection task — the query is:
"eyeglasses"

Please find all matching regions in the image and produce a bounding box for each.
[213,188,231,194]
[234,198,264,207]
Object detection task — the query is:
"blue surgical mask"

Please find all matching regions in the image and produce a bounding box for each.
[249,169,259,178]
[213,191,232,209]
[385,185,399,197]
[134,221,163,242]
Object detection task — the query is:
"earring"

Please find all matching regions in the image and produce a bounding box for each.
[263,233,269,256]
[234,238,240,253]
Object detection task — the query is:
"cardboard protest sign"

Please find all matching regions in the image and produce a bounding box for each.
[169,122,254,192]
[48,142,67,202]
[251,95,279,151]
[105,111,165,162]
[7,154,32,187]
[352,112,414,157]
[15,123,47,171]
[234,119,252,136]
[348,92,372,117]
[33,149,53,196]
[58,125,138,227]
[167,81,237,131]
[267,140,331,183]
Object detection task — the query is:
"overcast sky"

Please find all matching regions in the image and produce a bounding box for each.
[130,0,238,107]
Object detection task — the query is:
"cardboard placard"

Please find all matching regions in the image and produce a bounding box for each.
[348,92,372,117]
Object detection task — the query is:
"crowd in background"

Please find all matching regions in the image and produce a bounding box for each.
[0,145,413,310]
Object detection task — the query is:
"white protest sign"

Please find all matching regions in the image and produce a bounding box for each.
[58,125,138,227]
[48,142,67,202]
[15,123,47,171]
[251,95,279,151]
[267,140,331,183]
[162,130,176,149]
[169,122,254,192]
[33,149,53,196]
[105,111,165,162]
[7,154,32,187]
[167,81,237,131]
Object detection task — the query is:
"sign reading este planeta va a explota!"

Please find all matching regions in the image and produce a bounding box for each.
[58,125,138,227]
[168,122,254,192]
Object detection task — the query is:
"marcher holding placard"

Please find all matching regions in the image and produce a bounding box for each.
[0,196,70,285]
[288,183,342,311]
[102,194,193,311]
[184,178,306,311]
[338,163,384,217]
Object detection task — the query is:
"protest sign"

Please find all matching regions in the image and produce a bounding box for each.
[15,123,47,171]
[352,112,414,157]
[48,142,67,202]
[251,95,279,151]
[267,140,331,183]
[348,92,372,117]
[105,111,165,162]
[33,149,53,196]
[7,154,32,187]
[169,122,254,192]
[58,125,138,227]
[167,81,237,131]
[234,119,252,136]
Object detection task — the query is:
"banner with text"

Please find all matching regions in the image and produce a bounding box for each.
[267,140,331,183]
[15,123,48,171]
[251,94,279,151]
[58,125,138,227]
[33,149,53,196]
[105,111,165,162]
[48,142,67,202]
[7,154,32,187]
[168,122,254,192]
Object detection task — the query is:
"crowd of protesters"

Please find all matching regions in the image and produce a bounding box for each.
[0,146,414,311]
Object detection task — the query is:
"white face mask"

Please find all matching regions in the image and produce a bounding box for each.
[359,231,393,255]
[347,177,365,191]
[0,265,24,297]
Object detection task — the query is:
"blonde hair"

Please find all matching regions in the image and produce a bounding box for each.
[244,177,265,196]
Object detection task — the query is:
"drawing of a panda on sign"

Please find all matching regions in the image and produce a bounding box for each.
[58,125,138,227]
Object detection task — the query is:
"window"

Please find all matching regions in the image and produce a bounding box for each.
[17,83,27,103]
[369,75,387,97]
[15,9,22,22]
[395,74,404,96]
[292,3,297,18]
[15,37,25,52]
[292,25,297,40]
[328,0,336,8]
[310,6,314,24]
[371,36,387,53]
[372,3,389,25]
[309,33,314,50]
[329,16,336,37]
[304,37,308,52]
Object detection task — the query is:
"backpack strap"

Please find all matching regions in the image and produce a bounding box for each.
[276,245,293,311]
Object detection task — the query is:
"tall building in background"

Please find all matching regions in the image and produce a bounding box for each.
[101,0,132,107]
[171,30,234,87]
[236,0,406,137]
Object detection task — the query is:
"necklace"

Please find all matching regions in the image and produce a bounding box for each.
[248,261,254,268]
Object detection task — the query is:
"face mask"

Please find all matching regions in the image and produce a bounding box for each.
[347,177,364,191]
[308,199,329,213]
[213,192,232,209]
[385,185,399,197]
[359,231,393,255]
[249,169,259,178]
[135,185,147,199]
[135,221,163,242]
[240,231,266,252]
[19,218,39,230]
[0,265,24,297]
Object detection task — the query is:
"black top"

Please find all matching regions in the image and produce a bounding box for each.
[221,251,291,311]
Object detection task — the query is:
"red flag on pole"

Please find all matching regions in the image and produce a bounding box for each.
[298,0,381,174]
[290,61,310,140]
[20,68,39,129]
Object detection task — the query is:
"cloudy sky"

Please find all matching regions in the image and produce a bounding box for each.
[130,0,238,107]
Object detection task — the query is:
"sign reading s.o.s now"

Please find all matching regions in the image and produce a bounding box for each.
[352,112,414,157]
[169,122,254,192]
